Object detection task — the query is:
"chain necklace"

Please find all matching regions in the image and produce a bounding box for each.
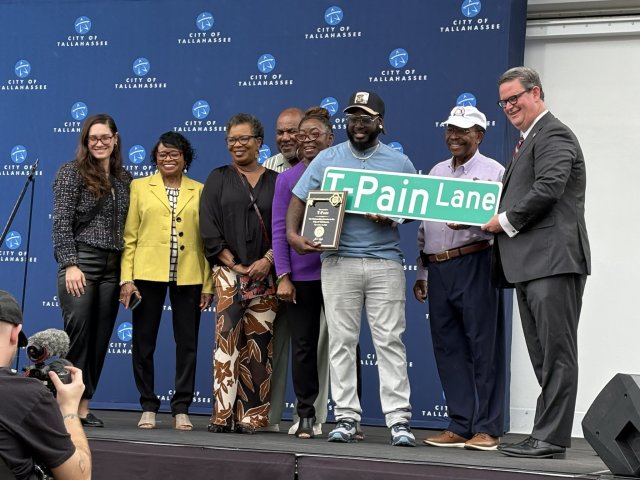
[348,141,380,161]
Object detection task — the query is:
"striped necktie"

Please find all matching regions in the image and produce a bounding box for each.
[513,135,524,159]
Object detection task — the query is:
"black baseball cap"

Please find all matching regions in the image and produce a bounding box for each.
[343,90,385,118]
[0,290,28,347]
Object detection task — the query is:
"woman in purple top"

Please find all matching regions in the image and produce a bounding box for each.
[271,107,333,439]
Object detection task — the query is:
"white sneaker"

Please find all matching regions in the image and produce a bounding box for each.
[288,421,323,435]
[258,424,280,433]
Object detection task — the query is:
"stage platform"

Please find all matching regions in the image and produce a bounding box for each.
[87,410,615,480]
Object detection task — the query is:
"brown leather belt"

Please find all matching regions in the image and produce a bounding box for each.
[427,240,491,263]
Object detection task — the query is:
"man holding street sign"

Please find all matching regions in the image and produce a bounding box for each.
[414,106,506,451]
[286,90,417,447]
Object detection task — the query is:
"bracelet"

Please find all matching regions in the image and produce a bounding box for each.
[263,249,274,265]
[62,413,80,420]
[276,272,290,285]
[119,280,134,287]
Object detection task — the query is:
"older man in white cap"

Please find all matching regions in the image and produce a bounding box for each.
[413,106,507,451]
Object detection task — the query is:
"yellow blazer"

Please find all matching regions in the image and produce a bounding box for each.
[121,172,213,293]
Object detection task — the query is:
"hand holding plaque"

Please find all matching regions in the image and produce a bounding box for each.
[301,191,347,250]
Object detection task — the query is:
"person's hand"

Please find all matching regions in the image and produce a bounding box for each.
[119,283,140,309]
[200,293,213,311]
[287,232,322,255]
[65,266,86,297]
[247,258,271,281]
[276,276,296,304]
[365,213,394,226]
[447,223,471,230]
[482,214,504,233]
[413,280,428,303]
[50,366,85,415]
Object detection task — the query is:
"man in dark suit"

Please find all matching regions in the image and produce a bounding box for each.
[483,66,590,459]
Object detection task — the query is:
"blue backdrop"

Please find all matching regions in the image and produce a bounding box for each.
[0,0,525,428]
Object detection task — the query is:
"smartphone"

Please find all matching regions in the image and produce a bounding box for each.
[129,292,142,310]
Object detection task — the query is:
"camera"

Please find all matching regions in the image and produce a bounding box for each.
[24,359,73,396]
[22,328,73,396]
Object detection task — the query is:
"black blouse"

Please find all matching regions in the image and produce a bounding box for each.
[52,161,131,267]
[199,165,277,268]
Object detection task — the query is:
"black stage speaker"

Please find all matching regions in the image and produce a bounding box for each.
[582,373,640,477]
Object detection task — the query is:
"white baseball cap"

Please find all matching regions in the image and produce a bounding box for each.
[444,106,487,130]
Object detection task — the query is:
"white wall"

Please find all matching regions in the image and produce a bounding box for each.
[507,17,640,438]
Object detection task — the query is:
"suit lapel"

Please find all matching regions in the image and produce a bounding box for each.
[175,176,195,215]
[502,112,554,188]
[148,173,171,211]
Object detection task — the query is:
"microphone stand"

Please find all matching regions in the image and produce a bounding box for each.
[0,159,39,370]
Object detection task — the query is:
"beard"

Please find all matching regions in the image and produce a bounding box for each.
[346,126,381,151]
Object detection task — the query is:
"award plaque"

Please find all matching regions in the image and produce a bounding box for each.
[301,190,347,250]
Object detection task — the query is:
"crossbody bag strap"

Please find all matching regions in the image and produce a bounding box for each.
[73,177,114,237]
[232,166,271,247]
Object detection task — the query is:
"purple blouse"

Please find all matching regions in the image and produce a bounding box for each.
[271,162,321,281]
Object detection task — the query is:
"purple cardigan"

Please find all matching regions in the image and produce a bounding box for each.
[271,162,321,281]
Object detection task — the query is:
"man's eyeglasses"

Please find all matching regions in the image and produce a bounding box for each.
[88,134,115,146]
[226,135,258,147]
[156,151,182,161]
[295,129,328,142]
[445,126,478,136]
[497,89,531,109]
[345,114,378,126]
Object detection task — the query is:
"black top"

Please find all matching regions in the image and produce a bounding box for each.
[199,165,277,267]
[0,368,75,480]
[52,160,132,267]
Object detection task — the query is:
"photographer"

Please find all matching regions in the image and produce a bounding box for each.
[0,290,92,480]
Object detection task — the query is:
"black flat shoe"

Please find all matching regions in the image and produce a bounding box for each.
[296,417,316,439]
[80,412,104,427]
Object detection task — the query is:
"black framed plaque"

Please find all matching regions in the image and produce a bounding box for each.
[301,190,347,250]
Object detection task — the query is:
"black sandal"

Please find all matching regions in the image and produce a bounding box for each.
[296,417,316,439]
[207,418,233,433]
[235,423,256,435]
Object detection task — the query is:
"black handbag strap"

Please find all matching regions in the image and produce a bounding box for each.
[232,166,271,247]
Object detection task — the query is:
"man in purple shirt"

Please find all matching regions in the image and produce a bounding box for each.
[414,106,506,451]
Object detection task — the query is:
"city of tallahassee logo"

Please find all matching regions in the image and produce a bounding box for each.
[259,145,271,163]
[109,323,132,354]
[57,15,108,47]
[305,5,362,40]
[1,230,38,263]
[369,48,428,83]
[457,92,477,107]
[126,145,155,177]
[1,59,47,91]
[441,0,501,33]
[238,54,293,87]
[320,97,339,117]
[11,145,27,164]
[177,11,232,45]
[52,101,85,134]
[173,100,224,133]
[114,57,167,89]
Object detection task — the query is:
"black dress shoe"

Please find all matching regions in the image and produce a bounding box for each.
[80,412,104,427]
[499,437,566,459]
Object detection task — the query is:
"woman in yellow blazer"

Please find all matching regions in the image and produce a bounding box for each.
[119,132,213,431]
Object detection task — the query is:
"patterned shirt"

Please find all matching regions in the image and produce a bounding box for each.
[166,186,180,282]
[52,161,131,267]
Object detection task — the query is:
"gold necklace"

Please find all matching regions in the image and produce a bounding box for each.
[348,141,380,160]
